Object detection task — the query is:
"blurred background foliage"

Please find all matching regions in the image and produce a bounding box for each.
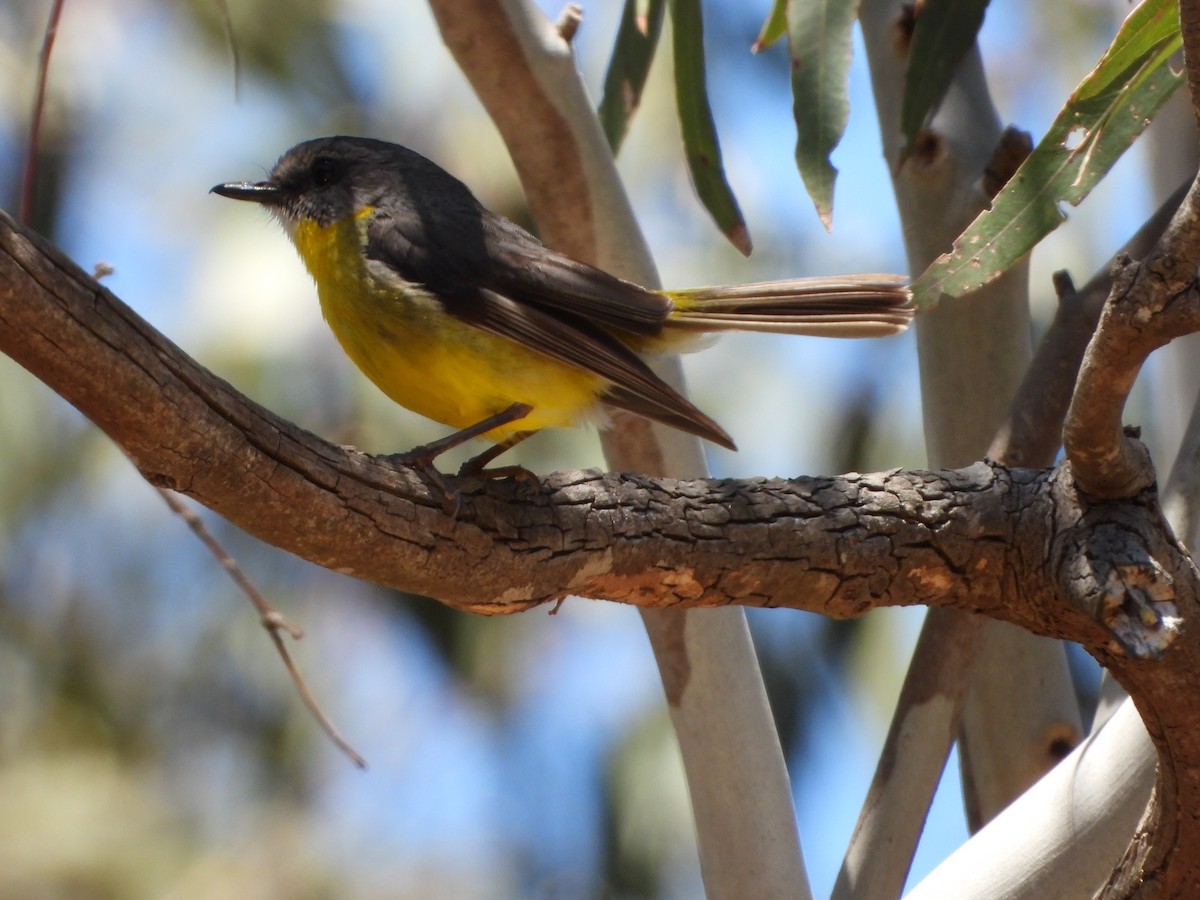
[0,0,1167,896]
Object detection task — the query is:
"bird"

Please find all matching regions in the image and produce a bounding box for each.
[212,136,912,474]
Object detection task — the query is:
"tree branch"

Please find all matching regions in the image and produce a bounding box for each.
[0,207,1190,627]
[990,180,1190,468]
[1064,175,1200,500]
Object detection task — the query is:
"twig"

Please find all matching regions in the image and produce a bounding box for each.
[1064,176,1200,498]
[19,0,361,768]
[1162,385,1200,550]
[832,607,984,900]
[989,180,1190,468]
[214,0,242,102]
[157,488,367,769]
[21,0,66,225]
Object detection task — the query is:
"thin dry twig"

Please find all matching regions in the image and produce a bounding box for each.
[1064,176,1200,498]
[18,2,363,769]
[989,180,1190,468]
[157,488,367,769]
[214,0,242,102]
[21,0,65,225]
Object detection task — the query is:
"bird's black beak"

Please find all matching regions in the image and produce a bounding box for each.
[210,180,283,204]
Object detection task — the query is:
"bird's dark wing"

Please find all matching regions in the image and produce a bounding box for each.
[479,213,671,336]
[362,167,671,338]
[360,162,731,446]
[460,288,734,450]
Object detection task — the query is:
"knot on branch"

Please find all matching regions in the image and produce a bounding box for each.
[1098,557,1181,660]
[1054,478,1183,659]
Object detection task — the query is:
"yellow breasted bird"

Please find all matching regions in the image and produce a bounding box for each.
[213,136,912,473]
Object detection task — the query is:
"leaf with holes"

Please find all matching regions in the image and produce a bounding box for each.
[912,0,1182,307]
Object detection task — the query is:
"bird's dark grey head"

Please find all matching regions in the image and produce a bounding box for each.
[211,136,469,234]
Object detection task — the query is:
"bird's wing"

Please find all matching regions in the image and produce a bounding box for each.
[454,286,734,450]
[480,214,671,336]
[360,212,724,451]
[363,196,672,337]
[361,193,732,447]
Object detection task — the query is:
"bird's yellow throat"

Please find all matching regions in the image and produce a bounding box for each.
[290,205,376,290]
[285,206,609,441]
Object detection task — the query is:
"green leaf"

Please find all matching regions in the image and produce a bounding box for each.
[669,0,752,255]
[787,0,858,230]
[753,0,789,53]
[1075,0,1179,101]
[900,0,990,156]
[912,0,1183,307]
[598,0,667,154]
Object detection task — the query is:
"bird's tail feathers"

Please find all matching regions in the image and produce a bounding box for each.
[664,275,913,338]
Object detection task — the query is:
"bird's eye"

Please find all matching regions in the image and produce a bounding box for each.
[311,156,343,187]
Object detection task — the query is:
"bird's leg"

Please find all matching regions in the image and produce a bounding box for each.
[387,402,534,472]
[457,431,535,479]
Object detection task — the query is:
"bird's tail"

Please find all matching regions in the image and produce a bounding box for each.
[663,275,913,338]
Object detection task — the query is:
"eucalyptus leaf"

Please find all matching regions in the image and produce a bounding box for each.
[598,0,667,154]
[788,0,858,230]
[913,0,1183,306]
[900,0,990,156]
[754,0,789,53]
[670,0,752,254]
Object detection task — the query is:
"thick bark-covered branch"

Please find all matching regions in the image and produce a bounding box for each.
[0,209,1190,633]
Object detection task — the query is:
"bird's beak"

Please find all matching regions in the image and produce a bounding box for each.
[210,180,283,204]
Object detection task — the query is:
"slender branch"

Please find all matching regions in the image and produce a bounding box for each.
[19,0,362,770]
[214,0,242,102]
[21,0,65,225]
[1064,177,1200,499]
[832,607,982,900]
[990,180,1190,468]
[157,489,367,769]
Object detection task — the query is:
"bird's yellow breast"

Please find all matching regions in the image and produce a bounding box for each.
[289,212,607,443]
